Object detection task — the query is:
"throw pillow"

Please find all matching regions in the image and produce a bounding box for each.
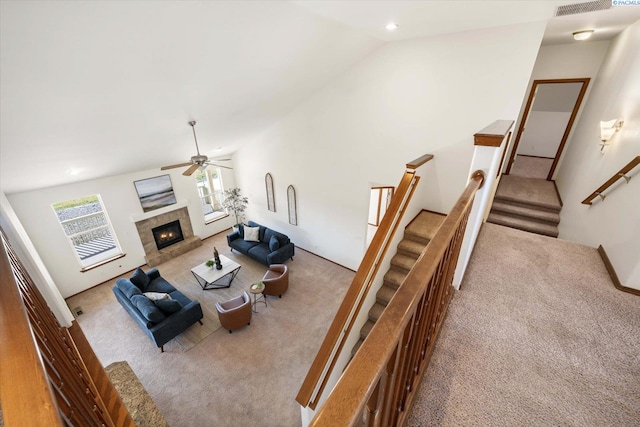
[130,267,150,291]
[244,226,260,242]
[238,224,244,238]
[117,279,141,299]
[154,299,182,314]
[143,292,171,301]
[131,294,166,323]
[269,235,280,251]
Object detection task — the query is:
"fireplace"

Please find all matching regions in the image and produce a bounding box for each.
[152,220,184,250]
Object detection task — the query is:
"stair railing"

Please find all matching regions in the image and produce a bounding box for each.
[0,228,134,426]
[582,156,640,205]
[307,170,485,426]
[296,154,433,411]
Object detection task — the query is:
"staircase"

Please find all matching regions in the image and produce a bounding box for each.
[351,210,445,356]
[487,175,561,238]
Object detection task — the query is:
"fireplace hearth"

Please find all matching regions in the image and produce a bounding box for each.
[152,220,184,250]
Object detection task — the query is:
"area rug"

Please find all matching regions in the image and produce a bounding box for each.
[105,361,169,427]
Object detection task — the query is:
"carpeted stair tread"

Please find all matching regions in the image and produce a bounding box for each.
[487,212,559,238]
[351,338,364,357]
[397,239,428,257]
[360,320,375,339]
[368,302,386,322]
[384,269,407,289]
[377,285,397,305]
[495,175,561,211]
[391,253,418,272]
[405,210,445,241]
[491,201,560,224]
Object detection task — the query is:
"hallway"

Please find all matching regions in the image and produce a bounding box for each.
[407,223,640,426]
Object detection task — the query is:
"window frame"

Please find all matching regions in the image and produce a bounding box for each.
[195,168,229,224]
[52,194,124,271]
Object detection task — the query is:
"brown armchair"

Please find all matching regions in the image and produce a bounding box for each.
[262,264,288,298]
[215,291,252,333]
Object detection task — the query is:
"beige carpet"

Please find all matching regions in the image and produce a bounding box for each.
[510,155,554,179]
[407,223,640,426]
[66,231,354,426]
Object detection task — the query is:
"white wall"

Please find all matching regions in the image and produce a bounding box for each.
[1,191,74,325]
[7,167,236,297]
[555,22,640,288]
[504,40,610,176]
[234,22,547,270]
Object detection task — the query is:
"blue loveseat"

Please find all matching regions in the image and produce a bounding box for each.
[113,268,203,352]
[227,221,295,266]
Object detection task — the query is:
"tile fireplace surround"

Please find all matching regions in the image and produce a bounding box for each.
[134,206,202,267]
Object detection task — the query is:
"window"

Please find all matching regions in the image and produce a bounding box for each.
[195,168,227,223]
[52,195,123,270]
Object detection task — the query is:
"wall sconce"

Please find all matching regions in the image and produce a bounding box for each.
[599,119,623,153]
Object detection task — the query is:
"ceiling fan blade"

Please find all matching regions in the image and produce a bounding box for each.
[161,162,192,170]
[182,163,201,176]
[206,162,233,170]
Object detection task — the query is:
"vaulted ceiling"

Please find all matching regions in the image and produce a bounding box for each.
[1,1,638,194]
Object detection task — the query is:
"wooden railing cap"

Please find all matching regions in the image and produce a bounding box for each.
[406,154,434,170]
[474,120,514,147]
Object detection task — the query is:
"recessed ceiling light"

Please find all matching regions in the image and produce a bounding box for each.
[573,30,594,41]
[66,169,80,175]
[385,22,398,31]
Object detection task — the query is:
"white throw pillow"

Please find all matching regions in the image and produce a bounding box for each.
[244,226,260,242]
[143,292,171,301]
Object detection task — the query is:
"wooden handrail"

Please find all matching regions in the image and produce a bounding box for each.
[309,171,485,426]
[296,156,433,410]
[0,228,134,426]
[406,154,434,170]
[582,156,640,205]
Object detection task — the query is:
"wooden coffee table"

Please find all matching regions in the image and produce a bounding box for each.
[191,254,241,290]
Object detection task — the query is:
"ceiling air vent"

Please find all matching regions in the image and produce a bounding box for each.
[555,0,611,16]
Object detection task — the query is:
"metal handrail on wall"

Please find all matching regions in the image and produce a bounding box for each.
[582,156,640,205]
[309,170,485,426]
[296,154,433,410]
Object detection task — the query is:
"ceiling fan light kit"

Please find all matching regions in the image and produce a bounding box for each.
[161,120,232,176]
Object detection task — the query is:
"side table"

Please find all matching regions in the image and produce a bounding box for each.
[249,282,267,313]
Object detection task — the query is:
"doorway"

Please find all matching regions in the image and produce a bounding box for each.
[506,78,590,180]
[366,186,394,247]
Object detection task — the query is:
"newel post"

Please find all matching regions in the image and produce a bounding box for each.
[452,120,514,289]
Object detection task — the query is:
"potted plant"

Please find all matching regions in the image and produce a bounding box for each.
[222,187,249,231]
[205,259,215,268]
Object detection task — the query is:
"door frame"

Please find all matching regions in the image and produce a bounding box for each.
[506,78,590,180]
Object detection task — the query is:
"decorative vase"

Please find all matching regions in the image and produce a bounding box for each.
[213,247,222,270]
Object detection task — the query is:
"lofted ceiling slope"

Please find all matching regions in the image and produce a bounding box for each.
[1,1,638,194]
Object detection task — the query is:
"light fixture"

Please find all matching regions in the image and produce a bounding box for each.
[599,119,624,153]
[385,22,398,31]
[573,30,594,41]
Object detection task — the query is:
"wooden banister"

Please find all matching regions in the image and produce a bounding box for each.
[582,156,640,205]
[0,228,134,426]
[308,171,485,426]
[0,231,62,426]
[296,156,433,410]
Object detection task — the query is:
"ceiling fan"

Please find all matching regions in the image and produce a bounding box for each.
[161,120,232,176]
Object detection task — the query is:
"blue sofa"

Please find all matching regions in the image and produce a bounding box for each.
[227,221,295,266]
[113,268,203,352]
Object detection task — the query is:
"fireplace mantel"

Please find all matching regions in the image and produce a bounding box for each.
[131,200,188,223]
